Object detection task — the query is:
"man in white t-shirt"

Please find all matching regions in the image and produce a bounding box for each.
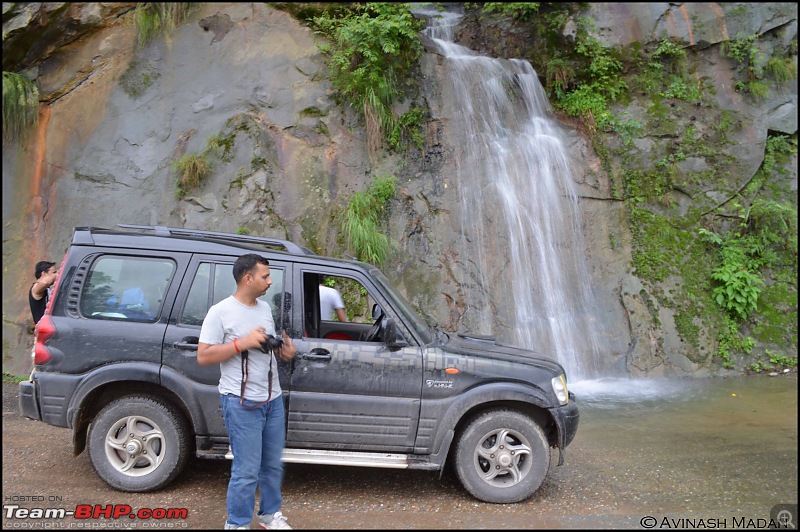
[198,254,296,530]
[319,283,347,321]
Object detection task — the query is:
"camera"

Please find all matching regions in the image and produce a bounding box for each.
[260,334,283,353]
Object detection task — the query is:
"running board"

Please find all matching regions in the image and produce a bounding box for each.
[282,448,409,468]
[220,447,410,469]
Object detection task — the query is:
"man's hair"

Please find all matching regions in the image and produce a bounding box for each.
[34,261,56,280]
[233,254,269,284]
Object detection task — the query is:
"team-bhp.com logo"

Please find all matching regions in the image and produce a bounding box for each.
[4,504,188,521]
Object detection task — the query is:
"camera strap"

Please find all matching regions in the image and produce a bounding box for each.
[238,348,274,410]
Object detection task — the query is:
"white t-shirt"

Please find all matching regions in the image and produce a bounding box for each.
[199,295,281,402]
[319,285,345,320]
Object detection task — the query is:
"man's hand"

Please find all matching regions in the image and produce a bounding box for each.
[242,327,270,351]
[31,270,58,299]
[277,330,297,361]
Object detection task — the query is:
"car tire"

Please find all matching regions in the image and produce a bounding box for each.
[87,395,190,492]
[454,409,550,504]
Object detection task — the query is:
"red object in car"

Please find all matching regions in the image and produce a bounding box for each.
[323,332,352,340]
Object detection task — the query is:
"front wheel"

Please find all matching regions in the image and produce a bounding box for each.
[87,396,190,492]
[454,409,551,504]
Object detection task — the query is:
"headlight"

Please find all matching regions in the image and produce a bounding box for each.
[551,374,568,405]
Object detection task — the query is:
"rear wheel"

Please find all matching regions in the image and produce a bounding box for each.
[87,396,190,492]
[454,409,550,503]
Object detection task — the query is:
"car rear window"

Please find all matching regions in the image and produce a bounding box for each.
[80,256,175,321]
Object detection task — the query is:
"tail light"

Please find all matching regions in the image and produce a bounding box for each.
[33,252,68,365]
[33,315,55,364]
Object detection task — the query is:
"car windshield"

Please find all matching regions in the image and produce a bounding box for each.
[369,268,433,344]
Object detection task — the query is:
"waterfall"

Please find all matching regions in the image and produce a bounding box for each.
[416,7,604,381]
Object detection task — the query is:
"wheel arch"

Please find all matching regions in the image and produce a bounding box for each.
[69,363,198,456]
[425,383,558,470]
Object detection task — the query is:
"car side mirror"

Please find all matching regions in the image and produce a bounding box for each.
[384,318,409,350]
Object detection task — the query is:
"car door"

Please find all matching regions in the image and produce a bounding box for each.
[287,267,422,452]
[162,255,291,439]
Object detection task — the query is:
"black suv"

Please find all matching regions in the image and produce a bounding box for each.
[19,225,579,504]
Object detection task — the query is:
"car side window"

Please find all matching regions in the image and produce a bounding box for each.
[302,271,385,341]
[179,262,285,327]
[81,256,175,321]
[212,264,237,307]
[182,263,211,326]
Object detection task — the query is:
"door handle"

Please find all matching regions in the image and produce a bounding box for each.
[302,348,331,361]
[173,342,198,351]
[173,336,199,351]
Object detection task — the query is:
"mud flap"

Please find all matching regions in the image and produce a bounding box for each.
[18,379,41,421]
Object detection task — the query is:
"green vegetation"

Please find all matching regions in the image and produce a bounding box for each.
[2,71,39,144]
[696,135,797,364]
[310,3,425,153]
[530,14,630,133]
[529,11,710,133]
[2,371,27,384]
[387,107,425,152]
[554,22,627,131]
[322,276,371,322]
[716,316,755,369]
[476,2,541,20]
[340,175,397,265]
[722,33,798,99]
[765,55,797,83]
[700,227,765,320]
[173,134,232,198]
[134,3,198,48]
[631,38,705,105]
[767,350,798,368]
[543,57,575,102]
[747,349,798,373]
[204,132,235,161]
[174,153,211,197]
[623,131,796,368]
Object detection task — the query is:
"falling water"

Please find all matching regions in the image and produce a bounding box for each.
[416,7,605,381]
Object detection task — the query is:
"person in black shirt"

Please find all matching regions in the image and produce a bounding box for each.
[29,260,57,325]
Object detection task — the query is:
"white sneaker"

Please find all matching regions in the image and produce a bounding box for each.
[258,511,292,530]
[224,521,249,530]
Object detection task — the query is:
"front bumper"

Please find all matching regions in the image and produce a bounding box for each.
[549,391,579,465]
[559,392,580,447]
[18,379,41,421]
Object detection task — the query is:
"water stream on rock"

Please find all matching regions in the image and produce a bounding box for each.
[416,6,606,382]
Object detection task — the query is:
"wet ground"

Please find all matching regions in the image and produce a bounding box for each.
[2,374,797,529]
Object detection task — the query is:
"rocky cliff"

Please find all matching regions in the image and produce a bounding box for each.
[2,2,797,377]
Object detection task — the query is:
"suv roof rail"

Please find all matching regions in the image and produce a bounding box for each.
[115,224,315,255]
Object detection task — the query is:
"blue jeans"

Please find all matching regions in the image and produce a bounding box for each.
[220,393,285,527]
